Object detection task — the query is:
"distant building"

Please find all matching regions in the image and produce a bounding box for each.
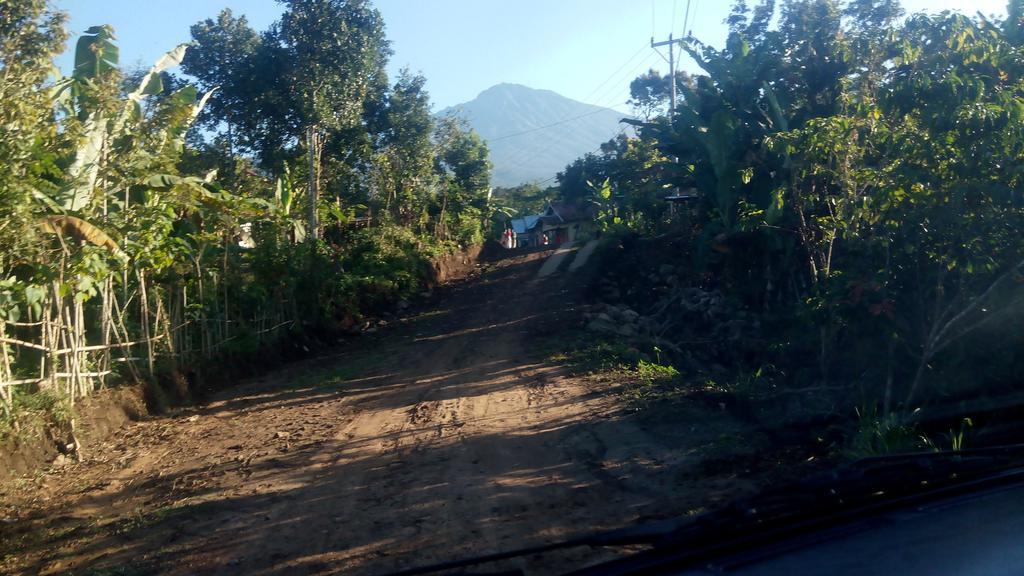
[510,214,542,247]
[508,202,596,248]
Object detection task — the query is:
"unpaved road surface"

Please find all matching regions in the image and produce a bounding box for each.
[1,248,763,575]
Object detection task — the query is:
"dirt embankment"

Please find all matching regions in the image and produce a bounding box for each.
[1,246,774,576]
[0,387,146,481]
[427,244,483,286]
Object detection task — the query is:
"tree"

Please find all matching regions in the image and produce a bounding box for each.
[433,116,492,243]
[493,183,554,216]
[378,69,435,223]
[181,9,261,155]
[1009,0,1024,44]
[184,1,390,240]
[275,0,389,240]
[628,69,695,120]
[0,1,68,265]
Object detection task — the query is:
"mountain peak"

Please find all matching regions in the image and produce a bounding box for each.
[477,83,554,98]
[441,84,628,187]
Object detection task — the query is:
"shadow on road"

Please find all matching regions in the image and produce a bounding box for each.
[3,245,762,576]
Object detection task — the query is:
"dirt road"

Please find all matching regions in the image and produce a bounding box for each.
[1,247,760,575]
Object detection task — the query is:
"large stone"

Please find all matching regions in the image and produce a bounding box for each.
[616,324,637,337]
[587,319,618,334]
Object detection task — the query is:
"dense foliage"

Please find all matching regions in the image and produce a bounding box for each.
[563,0,1024,440]
[0,0,493,425]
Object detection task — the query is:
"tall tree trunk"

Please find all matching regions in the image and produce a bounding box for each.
[436,187,449,240]
[306,125,321,242]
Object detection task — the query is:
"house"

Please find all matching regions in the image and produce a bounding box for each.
[510,214,543,247]
[508,201,596,248]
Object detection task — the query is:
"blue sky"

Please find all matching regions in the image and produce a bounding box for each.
[54,1,1006,113]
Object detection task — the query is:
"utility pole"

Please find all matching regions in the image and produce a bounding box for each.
[651,33,685,113]
[652,32,699,209]
[653,1,699,214]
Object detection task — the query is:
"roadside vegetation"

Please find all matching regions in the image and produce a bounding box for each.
[0,1,494,436]
[552,0,1024,456]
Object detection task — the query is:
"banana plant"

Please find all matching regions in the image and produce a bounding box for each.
[269,164,306,242]
[33,27,221,274]
[38,215,126,260]
[55,26,212,214]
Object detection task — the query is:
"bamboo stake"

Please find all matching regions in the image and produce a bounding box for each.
[137,269,155,377]
[0,321,13,417]
[196,260,209,359]
[1,378,43,386]
[174,284,186,364]
[42,284,59,391]
[77,297,91,397]
[100,276,113,388]
[0,336,51,352]
[58,296,76,402]
[2,319,49,327]
[155,288,173,354]
[109,290,142,383]
[223,235,230,343]
[0,334,164,355]
[70,299,82,398]
[38,295,47,389]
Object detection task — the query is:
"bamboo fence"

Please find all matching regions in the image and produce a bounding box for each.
[0,273,296,418]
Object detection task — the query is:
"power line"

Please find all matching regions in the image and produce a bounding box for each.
[579,43,648,106]
[498,50,658,170]
[489,37,661,183]
[531,127,631,188]
[486,42,649,145]
[682,0,693,38]
[591,49,661,107]
[483,40,643,143]
[502,49,658,169]
[487,107,620,143]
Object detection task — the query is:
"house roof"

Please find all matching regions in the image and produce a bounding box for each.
[510,214,542,234]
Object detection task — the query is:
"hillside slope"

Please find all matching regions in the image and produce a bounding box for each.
[440,83,629,187]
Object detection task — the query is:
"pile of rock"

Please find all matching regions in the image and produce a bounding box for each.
[585,279,762,368]
[671,287,760,343]
[594,263,681,305]
[584,304,643,338]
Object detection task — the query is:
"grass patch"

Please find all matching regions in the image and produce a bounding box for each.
[621,359,687,411]
[534,330,695,412]
[842,408,925,459]
[0,389,75,442]
[532,330,646,373]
